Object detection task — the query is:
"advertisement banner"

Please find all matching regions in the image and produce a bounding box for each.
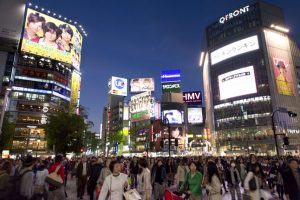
[162,82,181,93]
[110,76,128,96]
[183,91,202,105]
[161,69,181,83]
[162,110,183,124]
[21,8,82,69]
[130,91,154,121]
[218,66,257,100]
[70,70,81,110]
[211,35,259,65]
[130,78,154,93]
[273,57,294,96]
[188,108,203,124]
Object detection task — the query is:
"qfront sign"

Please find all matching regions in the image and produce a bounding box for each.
[219,5,250,24]
[162,82,181,93]
[183,91,202,105]
[161,70,181,83]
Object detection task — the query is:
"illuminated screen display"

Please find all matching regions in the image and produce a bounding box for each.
[130,78,154,93]
[21,8,82,69]
[109,76,128,96]
[218,66,257,100]
[188,108,203,124]
[162,110,183,124]
[211,35,259,65]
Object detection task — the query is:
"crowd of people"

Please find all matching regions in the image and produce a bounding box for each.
[0,154,299,200]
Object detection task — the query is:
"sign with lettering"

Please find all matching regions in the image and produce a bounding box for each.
[219,5,250,24]
[183,91,202,105]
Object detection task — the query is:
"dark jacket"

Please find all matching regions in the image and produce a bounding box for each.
[130,161,139,174]
[283,167,300,200]
[76,161,89,178]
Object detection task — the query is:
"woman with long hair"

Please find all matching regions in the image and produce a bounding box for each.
[244,163,261,200]
[137,158,152,200]
[204,161,222,200]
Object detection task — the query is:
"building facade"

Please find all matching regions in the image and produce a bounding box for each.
[203,1,300,155]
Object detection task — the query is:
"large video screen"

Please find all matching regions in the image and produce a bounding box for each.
[162,110,183,124]
[130,78,154,93]
[188,108,203,124]
[21,8,82,70]
[218,66,257,100]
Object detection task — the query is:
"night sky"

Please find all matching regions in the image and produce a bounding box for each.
[29,0,300,132]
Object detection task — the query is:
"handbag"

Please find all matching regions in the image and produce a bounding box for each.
[45,165,63,187]
[249,176,257,191]
[124,189,142,200]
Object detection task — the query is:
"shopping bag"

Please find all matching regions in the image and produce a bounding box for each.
[45,165,63,187]
[124,189,142,200]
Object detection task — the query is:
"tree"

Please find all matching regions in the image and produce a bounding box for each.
[84,131,100,153]
[0,113,15,152]
[44,111,87,155]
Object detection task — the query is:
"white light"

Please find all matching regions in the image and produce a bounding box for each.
[199,51,205,67]
[74,21,77,24]
[41,8,44,11]
[35,5,38,9]
[79,25,82,27]
[59,15,61,18]
[29,3,32,6]
[53,13,56,16]
[69,20,72,23]
[47,10,50,13]
[270,24,289,33]
[64,17,67,20]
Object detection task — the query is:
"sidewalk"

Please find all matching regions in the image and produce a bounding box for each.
[65,175,89,200]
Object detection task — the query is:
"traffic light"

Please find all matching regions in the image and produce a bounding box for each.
[175,138,178,147]
[283,136,290,146]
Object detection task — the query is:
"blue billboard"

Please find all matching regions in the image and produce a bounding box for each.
[161,70,181,83]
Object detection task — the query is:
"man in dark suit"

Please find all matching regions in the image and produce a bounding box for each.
[283,158,300,200]
[76,156,88,199]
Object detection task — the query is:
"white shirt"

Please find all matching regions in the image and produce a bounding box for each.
[98,173,128,200]
[35,169,49,186]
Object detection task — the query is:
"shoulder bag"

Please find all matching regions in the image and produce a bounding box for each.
[45,165,63,187]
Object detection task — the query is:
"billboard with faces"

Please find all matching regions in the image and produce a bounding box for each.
[130,78,155,93]
[21,8,82,70]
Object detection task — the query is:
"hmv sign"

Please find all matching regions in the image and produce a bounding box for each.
[183,91,202,105]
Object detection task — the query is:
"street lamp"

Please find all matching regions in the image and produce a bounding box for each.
[272,107,297,158]
[0,87,12,137]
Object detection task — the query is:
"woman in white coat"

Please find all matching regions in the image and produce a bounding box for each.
[244,163,261,200]
[204,161,222,200]
[137,158,152,200]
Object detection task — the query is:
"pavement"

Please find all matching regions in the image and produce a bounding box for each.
[65,175,281,200]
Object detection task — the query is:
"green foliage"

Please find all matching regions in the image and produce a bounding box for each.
[108,129,125,145]
[0,113,15,152]
[84,131,100,153]
[44,111,87,155]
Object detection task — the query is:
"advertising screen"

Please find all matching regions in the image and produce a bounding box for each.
[162,82,181,93]
[70,70,81,110]
[130,91,154,122]
[183,91,202,105]
[110,76,128,96]
[161,70,181,83]
[130,78,154,93]
[211,35,259,65]
[162,110,183,124]
[273,57,294,96]
[218,66,257,100]
[21,8,82,69]
[188,108,203,124]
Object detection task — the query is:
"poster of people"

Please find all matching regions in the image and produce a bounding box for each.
[130,78,155,93]
[273,57,294,96]
[21,8,82,70]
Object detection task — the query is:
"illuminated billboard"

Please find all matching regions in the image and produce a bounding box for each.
[162,82,181,93]
[273,57,294,96]
[218,66,257,100]
[211,35,259,65]
[162,110,183,124]
[183,91,202,105]
[70,70,81,111]
[21,8,82,70]
[130,78,154,93]
[130,91,154,122]
[161,70,181,83]
[188,108,203,124]
[109,76,128,96]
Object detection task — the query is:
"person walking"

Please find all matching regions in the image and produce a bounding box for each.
[0,160,12,200]
[152,159,167,200]
[176,159,188,189]
[129,157,139,188]
[47,154,65,200]
[204,161,221,200]
[226,160,242,200]
[180,161,203,200]
[137,158,152,200]
[76,156,89,199]
[34,160,49,200]
[88,158,103,200]
[98,160,128,200]
[20,155,36,200]
[282,158,300,200]
[244,163,261,200]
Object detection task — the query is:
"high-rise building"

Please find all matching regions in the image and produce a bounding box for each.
[202,1,300,155]
[0,3,86,155]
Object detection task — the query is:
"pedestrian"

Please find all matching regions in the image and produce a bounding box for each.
[244,163,261,200]
[88,158,103,200]
[20,155,36,200]
[0,160,12,200]
[96,158,111,186]
[226,160,242,200]
[129,156,139,188]
[137,158,152,200]
[204,161,222,200]
[176,159,188,189]
[152,159,167,200]
[282,158,300,200]
[98,160,128,200]
[180,161,203,200]
[34,160,49,200]
[76,156,88,199]
[273,161,284,200]
[47,154,65,200]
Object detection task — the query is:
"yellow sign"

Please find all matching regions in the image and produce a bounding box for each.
[70,71,81,111]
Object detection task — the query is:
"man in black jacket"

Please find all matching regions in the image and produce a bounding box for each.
[283,158,300,200]
[76,156,88,199]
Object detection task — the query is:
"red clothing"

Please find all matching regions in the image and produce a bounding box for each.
[48,162,65,187]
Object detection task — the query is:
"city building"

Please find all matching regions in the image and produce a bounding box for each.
[202,1,300,155]
[0,3,85,155]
